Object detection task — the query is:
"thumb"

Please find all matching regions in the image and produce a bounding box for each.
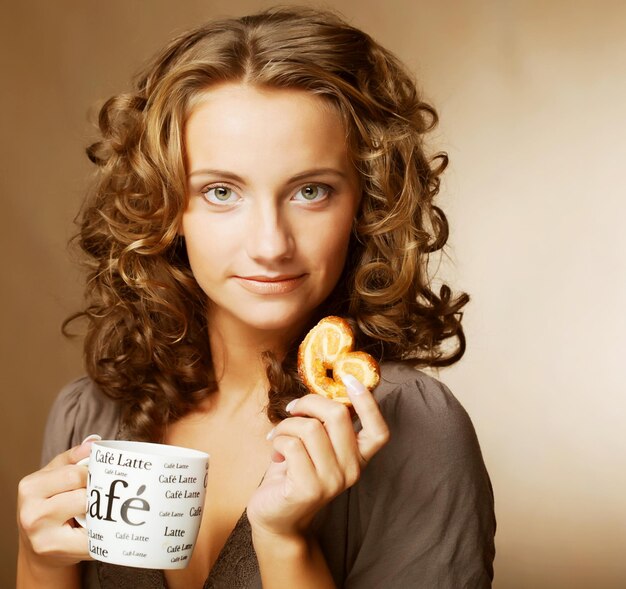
[44,434,101,470]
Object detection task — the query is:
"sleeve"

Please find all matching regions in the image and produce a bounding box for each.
[40,376,122,468]
[344,372,496,588]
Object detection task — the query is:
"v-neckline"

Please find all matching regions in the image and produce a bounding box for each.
[94,509,256,589]
[161,508,251,589]
[164,464,269,588]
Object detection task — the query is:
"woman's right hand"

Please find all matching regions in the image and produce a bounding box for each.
[17,435,98,583]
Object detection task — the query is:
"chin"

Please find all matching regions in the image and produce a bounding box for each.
[237,301,317,335]
[247,311,308,334]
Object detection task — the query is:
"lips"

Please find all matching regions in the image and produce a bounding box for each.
[233,274,306,295]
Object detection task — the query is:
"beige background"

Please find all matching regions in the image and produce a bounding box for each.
[2,1,625,587]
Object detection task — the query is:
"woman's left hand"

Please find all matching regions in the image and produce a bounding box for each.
[246,375,390,539]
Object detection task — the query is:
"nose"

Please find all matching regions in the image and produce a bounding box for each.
[245,201,295,265]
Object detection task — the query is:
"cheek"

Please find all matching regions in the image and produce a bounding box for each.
[306,215,353,271]
[182,219,231,274]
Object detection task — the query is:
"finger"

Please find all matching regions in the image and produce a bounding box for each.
[287,394,357,466]
[270,435,320,500]
[54,525,91,561]
[43,434,101,471]
[268,417,344,484]
[29,524,90,562]
[20,464,89,502]
[47,487,89,525]
[341,374,390,464]
[23,487,88,535]
[285,394,360,474]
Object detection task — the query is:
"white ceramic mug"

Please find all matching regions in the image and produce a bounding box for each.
[76,440,209,569]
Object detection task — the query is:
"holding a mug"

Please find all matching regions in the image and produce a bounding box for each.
[77,440,209,569]
[17,7,495,589]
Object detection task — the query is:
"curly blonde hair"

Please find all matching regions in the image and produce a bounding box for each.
[65,5,469,441]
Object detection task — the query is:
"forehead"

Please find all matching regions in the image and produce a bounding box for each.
[184,83,351,174]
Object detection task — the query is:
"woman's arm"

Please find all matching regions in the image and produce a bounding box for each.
[16,551,80,589]
[247,374,389,588]
[252,529,336,589]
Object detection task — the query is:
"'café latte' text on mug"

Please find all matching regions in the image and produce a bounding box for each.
[95,448,153,470]
[159,474,198,483]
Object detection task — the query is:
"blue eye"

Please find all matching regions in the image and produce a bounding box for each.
[201,185,239,204]
[293,184,332,202]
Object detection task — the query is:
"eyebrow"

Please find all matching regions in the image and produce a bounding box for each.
[187,167,347,182]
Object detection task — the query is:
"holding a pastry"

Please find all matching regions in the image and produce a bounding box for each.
[17,6,496,589]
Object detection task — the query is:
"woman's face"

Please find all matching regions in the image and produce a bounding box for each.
[181,83,361,338]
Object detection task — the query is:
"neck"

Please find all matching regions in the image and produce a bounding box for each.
[205,310,303,417]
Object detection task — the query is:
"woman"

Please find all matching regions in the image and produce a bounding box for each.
[17,6,496,588]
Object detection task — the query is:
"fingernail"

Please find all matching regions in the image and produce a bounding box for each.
[81,434,102,445]
[341,374,366,396]
[266,427,276,441]
[286,399,298,413]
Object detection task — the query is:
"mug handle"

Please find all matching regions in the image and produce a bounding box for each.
[74,456,90,528]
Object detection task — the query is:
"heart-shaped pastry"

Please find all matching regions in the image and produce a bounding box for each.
[297,316,380,405]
